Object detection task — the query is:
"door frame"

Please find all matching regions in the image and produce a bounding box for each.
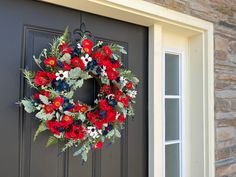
[38,0,215,177]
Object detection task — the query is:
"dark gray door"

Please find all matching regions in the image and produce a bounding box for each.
[0,0,148,177]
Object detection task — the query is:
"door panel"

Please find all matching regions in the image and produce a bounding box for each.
[0,1,148,177]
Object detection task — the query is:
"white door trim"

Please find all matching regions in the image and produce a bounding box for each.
[39,1,215,177]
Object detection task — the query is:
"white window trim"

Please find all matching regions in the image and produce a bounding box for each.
[39,0,215,177]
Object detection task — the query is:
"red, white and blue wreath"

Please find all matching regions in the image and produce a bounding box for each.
[19,27,139,161]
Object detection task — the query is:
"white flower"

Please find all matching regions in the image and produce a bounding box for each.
[101,66,107,76]
[128,90,137,98]
[81,54,92,66]
[87,126,102,139]
[56,70,69,81]
[77,43,82,49]
[119,76,128,87]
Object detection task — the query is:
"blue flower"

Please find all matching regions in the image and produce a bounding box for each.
[86,60,97,70]
[95,66,102,75]
[57,60,64,68]
[106,97,117,107]
[100,110,107,119]
[62,98,74,111]
[71,47,80,58]
[52,80,69,92]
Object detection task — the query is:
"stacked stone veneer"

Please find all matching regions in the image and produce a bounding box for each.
[145,0,236,176]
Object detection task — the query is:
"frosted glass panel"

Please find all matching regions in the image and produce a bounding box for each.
[165,144,180,177]
[165,99,179,141]
[165,53,179,95]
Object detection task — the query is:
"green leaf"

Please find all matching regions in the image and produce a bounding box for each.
[21,99,36,113]
[65,91,74,99]
[114,129,121,138]
[74,79,83,89]
[73,147,83,156]
[39,94,49,105]
[78,113,86,122]
[69,68,82,79]
[106,130,115,139]
[101,76,109,85]
[35,110,54,120]
[46,136,58,147]
[34,122,48,141]
[81,151,88,162]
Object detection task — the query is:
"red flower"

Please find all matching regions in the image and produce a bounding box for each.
[71,57,85,70]
[82,39,93,54]
[94,141,103,149]
[118,113,125,123]
[60,43,72,54]
[120,96,129,108]
[62,115,73,127]
[106,67,119,81]
[46,120,63,136]
[102,46,112,57]
[100,85,112,94]
[99,100,112,111]
[106,109,117,123]
[62,62,71,71]
[74,104,89,113]
[65,125,86,140]
[92,51,105,63]
[34,71,56,86]
[43,104,54,114]
[44,57,56,67]
[126,82,133,90]
[52,97,64,109]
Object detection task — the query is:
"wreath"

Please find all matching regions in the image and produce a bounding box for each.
[19,26,139,161]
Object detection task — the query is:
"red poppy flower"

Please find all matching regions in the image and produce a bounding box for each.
[34,71,56,86]
[43,104,54,114]
[74,104,89,113]
[106,68,119,81]
[99,100,112,111]
[100,85,112,94]
[44,57,57,67]
[118,113,125,123]
[102,46,112,57]
[62,115,73,127]
[71,57,85,70]
[82,39,93,55]
[46,120,63,136]
[126,82,133,90]
[120,96,130,108]
[94,141,103,149]
[106,109,117,123]
[60,43,73,54]
[65,125,86,140]
[62,62,71,71]
[52,97,64,109]
[92,51,105,63]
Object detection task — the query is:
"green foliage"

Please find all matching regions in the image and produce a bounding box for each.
[118,69,139,85]
[34,122,48,141]
[39,94,49,105]
[46,136,58,147]
[22,69,37,89]
[21,99,36,113]
[35,109,54,120]
[109,44,127,54]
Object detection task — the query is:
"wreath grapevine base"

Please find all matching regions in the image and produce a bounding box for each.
[19,27,139,162]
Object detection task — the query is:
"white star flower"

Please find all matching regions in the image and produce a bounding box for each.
[87,126,102,139]
[56,70,69,81]
[128,90,137,98]
[81,54,92,66]
[101,66,107,76]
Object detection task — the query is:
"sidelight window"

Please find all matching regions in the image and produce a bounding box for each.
[164,52,183,177]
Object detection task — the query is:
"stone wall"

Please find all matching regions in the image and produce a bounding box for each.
[145,0,236,176]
